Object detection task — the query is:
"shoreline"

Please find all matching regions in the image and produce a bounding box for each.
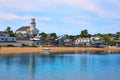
[0,47,120,54]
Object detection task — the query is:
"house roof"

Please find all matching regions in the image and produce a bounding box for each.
[16,26,30,31]
[16,37,30,40]
[0,31,9,37]
[64,39,72,42]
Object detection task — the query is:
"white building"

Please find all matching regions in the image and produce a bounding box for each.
[0,32,16,42]
[30,35,43,45]
[16,18,39,38]
[0,31,22,46]
[74,38,91,46]
[74,37,105,47]
[17,39,37,46]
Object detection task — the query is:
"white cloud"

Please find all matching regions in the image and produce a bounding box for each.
[109,0,120,7]
[0,0,119,19]
[0,0,57,11]
[0,12,52,21]
[57,0,120,18]
[0,0,35,11]
[0,12,28,20]
[0,0,120,27]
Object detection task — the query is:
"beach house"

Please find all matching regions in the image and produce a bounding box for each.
[30,35,43,45]
[55,35,73,46]
[64,39,73,46]
[74,37,105,47]
[74,38,91,47]
[43,34,56,46]
[91,37,105,47]
[115,40,120,46]
[0,31,22,46]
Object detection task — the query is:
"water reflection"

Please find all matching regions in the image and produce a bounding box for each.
[0,51,120,80]
[29,54,35,80]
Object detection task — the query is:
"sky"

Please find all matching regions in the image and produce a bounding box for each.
[0,0,120,35]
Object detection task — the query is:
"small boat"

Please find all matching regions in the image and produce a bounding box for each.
[42,48,50,50]
[42,48,50,55]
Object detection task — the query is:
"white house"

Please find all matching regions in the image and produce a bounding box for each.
[16,18,39,38]
[91,37,105,47]
[74,37,105,47]
[17,39,37,46]
[30,35,43,45]
[0,31,22,46]
[115,40,120,46]
[0,32,16,42]
[74,38,91,46]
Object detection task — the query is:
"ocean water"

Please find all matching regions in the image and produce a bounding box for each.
[0,51,120,80]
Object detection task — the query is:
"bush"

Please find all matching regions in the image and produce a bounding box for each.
[6,44,15,47]
[31,45,38,47]
[22,44,28,47]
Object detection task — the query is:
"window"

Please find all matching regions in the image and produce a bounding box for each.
[1,38,4,41]
[6,38,8,41]
[12,38,14,42]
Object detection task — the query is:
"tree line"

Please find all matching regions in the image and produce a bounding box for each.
[4,26,120,42]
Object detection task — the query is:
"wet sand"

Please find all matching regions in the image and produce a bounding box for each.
[0,47,120,54]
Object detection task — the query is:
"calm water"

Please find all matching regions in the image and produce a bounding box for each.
[0,51,120,80]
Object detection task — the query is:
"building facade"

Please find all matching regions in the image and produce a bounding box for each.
[0,32,16,42]
[74,38,91,46]
[74,37,105,47]
[16,18,39,38]
[0,31,22,46]
[55,35,73,46]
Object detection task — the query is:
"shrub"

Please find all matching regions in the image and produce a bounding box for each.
[22,44,28,47]
[6,44,15,47]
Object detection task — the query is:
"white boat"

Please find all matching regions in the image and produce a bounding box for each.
[42,48,50,50]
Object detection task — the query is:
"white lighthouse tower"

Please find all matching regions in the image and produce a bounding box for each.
[30,18,39,36]
[30,18,36,29]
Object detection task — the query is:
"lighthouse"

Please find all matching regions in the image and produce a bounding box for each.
[30,18,36,29]
[30,18,39,35]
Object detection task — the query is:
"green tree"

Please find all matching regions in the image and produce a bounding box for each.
[39,32,47,38]
[50,33,57,37]
[80,29,91,37]
[33,34,37,37]
[5,26,11,32]
[116,32,120,39]
[108,33,115,37]
[5,26,15,37]
[102,34,110,42]
[69,35,79,40]
[108,41,115,46]
[93,33,102,37]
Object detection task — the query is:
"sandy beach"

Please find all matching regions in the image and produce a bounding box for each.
[0,46,120,54]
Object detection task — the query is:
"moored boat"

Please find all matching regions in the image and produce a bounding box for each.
[42,48,50,50]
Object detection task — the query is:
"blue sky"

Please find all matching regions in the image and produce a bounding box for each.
[0,0,120,35]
